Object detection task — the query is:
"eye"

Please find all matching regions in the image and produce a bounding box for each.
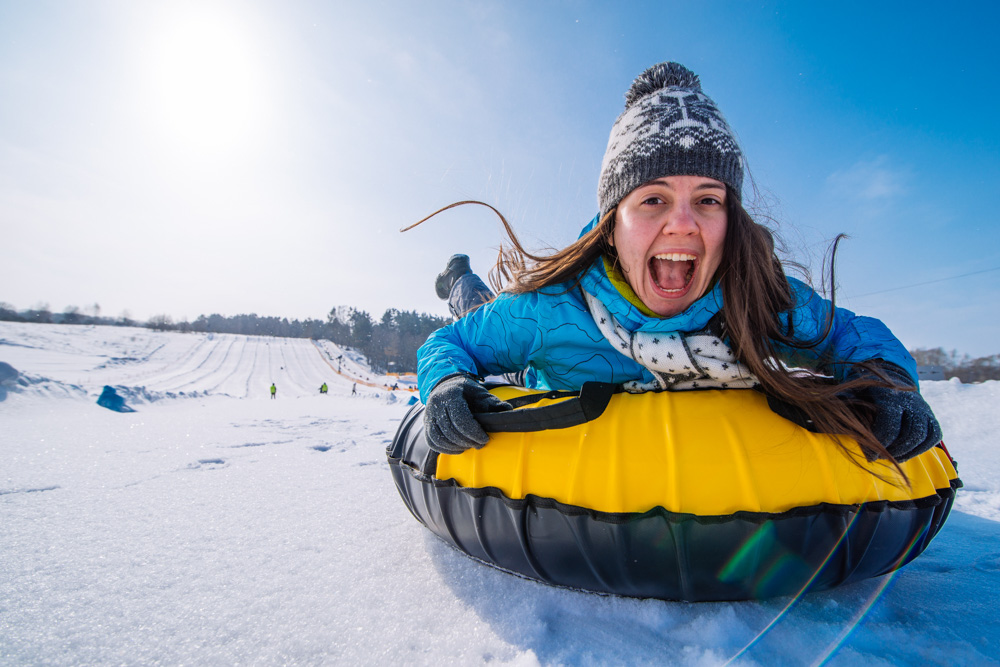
[641,195,664,206]
[698,195,723,206]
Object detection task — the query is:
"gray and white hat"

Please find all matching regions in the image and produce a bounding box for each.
[597,62,744,218]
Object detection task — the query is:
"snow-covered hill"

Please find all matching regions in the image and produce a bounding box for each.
[1,322,998,665]
[0,321,411,402]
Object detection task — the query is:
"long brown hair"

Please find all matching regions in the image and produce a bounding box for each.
[407,197,913,472]
[715,190,908,471]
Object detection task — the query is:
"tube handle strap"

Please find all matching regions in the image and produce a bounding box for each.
[474,382,617,433]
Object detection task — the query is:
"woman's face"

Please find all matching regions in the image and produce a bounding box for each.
[612,175,728,318]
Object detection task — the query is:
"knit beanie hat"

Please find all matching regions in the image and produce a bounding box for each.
[597,62,744,218]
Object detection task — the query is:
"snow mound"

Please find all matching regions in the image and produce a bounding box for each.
[107,384,211,404]
[5,371,88,401]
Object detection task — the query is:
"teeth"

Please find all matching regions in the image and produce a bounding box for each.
[653,253,696,262]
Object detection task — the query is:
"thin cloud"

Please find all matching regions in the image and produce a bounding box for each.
[824,156,908,204]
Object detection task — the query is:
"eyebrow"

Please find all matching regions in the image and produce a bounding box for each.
[645,178,726,191]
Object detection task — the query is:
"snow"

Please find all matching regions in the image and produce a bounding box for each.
[1,321,998,666]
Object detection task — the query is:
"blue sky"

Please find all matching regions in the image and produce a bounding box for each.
[1,0,998,355]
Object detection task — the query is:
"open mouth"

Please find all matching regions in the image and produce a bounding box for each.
[649,253,697,294]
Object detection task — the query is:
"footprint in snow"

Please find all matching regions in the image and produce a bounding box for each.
[0,485,61,496]
[187,459,228,471]
[230,439,293,449]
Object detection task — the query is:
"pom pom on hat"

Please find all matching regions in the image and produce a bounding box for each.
[598,62,744,217]
[624,62,702,107]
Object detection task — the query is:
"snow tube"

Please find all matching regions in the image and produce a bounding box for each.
[387,384,961,601]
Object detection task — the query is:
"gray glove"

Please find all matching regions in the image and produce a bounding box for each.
[846,361,942,462]
[424,375,512,455]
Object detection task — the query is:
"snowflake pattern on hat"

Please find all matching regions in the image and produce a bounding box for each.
[598,62,744,218]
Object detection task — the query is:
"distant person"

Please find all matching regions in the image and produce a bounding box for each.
[352,383,357,396]
[320,383,328,394]
[270,383,277,400]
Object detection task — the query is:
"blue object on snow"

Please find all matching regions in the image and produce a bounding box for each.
[97,385,135,412]
[407,395,418,406]
[0,361,17,402]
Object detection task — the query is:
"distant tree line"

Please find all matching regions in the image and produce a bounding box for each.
[0,301,119,326]
[0,300,448,374]
[909,348,1000,383]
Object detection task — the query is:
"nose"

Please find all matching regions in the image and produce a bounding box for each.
[661,202,698,235]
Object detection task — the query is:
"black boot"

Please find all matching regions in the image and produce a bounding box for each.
[435,254,472,300]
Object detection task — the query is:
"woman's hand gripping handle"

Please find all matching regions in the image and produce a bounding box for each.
[423,375,512,455]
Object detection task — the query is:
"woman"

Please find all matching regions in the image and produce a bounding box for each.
[416,62,941,466]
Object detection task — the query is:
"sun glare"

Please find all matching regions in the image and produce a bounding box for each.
[146,7,266,157]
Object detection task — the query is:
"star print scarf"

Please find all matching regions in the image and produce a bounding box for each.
[583,290,759,393]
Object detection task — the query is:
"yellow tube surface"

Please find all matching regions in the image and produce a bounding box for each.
[435,388,958,516]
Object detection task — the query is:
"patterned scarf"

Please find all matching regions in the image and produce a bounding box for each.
[583,290,758,393]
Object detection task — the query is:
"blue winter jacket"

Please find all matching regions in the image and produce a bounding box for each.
[417,222,916,402]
